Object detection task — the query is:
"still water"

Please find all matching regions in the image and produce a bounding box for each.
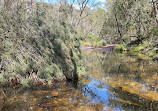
[0,50,158,111]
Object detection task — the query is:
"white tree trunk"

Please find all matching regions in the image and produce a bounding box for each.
[152,0,158,28]
[25,0,32,17]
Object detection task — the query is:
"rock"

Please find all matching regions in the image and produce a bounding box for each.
[83,106,96,111]
[30,106,43,111]
[129,82,136,86]
[34,91,50,95]
[121,86,129,91]
[52,107,69,111]
[51,91,59,96]
[34,90,59,97]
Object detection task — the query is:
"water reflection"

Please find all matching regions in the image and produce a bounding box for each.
[84,79,113,104]
[82,50,158,111]
[82,76,158,111]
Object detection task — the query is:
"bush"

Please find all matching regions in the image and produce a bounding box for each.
[148,49,158,57]
[97,40,107,47]
[0,1,85,87]
[115,45,127,52]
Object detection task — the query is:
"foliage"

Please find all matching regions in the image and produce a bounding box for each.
[78,8,106,47]
[1,0,158,87]
[0,0,86,87]
[148,49,158,57]
[115,45,127,52]
[100,0,158,55]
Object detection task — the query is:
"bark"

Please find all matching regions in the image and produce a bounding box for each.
[114,11,122,40]
[25,0,33,18]
[152,0,158,28]
[114,2,124,42]
[69,0,75,25]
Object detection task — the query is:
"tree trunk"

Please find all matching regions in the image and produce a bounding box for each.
[114,2,124,42]
[25,0,32,18]
[152,0,158,28]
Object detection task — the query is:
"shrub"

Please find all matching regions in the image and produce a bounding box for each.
[115,45,127,52]
[0,1,85,87]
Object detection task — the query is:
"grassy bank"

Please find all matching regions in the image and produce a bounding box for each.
[114,41,158,60]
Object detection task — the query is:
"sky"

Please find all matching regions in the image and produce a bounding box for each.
[38,0,106,5]
[99,0,106,2]
[38,0,106,9]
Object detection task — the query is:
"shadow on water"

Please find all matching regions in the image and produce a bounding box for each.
[0,49,158,111]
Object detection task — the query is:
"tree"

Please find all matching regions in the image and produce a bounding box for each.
[25,0,33,17]
[113,1,123,42]
[152,0,158,28]
[101,0,157,45]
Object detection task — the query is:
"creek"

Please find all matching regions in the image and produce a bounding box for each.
[0,48,158,111]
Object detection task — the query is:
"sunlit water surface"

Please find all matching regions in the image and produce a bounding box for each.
[0,50,158,111]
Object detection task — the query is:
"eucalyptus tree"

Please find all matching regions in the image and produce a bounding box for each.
[101,0,158,45]
[152,0,158,28]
